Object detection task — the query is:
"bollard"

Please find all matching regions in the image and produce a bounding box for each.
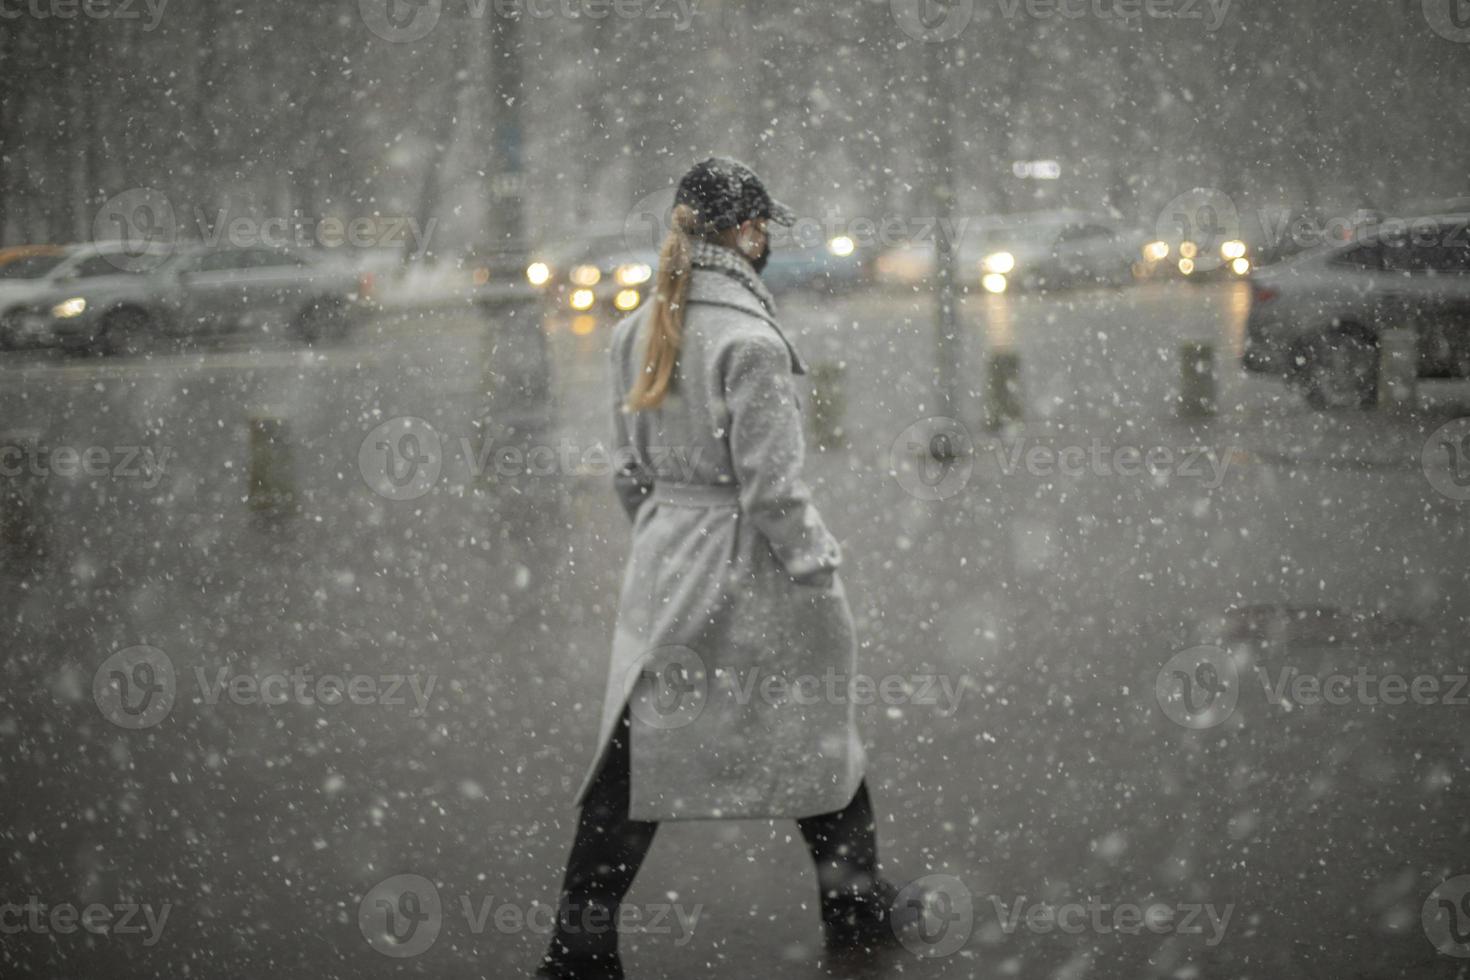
[986,350,1024,430]
[0,429,45,561]
[1178,341,1217,419]
[1377,328,1417,415]
[247,416,296,514]
[807,361,847,449]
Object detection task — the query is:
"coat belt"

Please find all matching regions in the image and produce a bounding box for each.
[650,482,741,508]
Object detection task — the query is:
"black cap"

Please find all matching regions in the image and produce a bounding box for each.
[675,157,797,232]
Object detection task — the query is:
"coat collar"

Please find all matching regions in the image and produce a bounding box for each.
[686,268,809,376]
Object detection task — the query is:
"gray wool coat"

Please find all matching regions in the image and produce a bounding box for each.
[575,268,866,821]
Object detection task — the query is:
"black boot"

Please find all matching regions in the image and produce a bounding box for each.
[536,897,625,980]
[535,947,624,980]
[819,876,904,954]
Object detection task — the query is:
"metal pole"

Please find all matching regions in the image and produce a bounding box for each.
[926,26,963,427]
[489,6,527,253]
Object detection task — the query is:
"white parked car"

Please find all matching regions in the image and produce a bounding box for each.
[1243,213,1470,408]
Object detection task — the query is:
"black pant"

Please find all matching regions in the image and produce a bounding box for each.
[550,710,880,954]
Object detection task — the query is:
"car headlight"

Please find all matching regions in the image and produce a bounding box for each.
[1220,240,1247,260]
[570,264,601,287]
[827,235,855,257]
[614,289,641,311]
[526,261,551,286]
[615,263,651,286]
[569,288,596,311]
[1143,241,1170,261]
[1179,241,1199,259]
[982,251,1016,275]
[1178,258,1196,276]
[1230,257,1251,275]
[981,273,1008,294]
[52,297,87,318]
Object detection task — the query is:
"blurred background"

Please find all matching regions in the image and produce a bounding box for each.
[2,3,1470,979]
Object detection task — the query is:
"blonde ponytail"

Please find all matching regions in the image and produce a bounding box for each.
[625,203,703,411]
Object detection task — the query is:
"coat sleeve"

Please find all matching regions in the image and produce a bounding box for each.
[610,349,653,523]
[722,334,842,580]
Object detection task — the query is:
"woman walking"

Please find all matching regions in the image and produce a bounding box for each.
[540,158,903,979]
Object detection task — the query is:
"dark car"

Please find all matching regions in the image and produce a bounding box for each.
[1243,213,1470,408]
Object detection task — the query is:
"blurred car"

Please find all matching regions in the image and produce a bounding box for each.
[1135,232,1255,282]
[0,244,67,275]
[975,215,1141,293]
[1243,213,1470,408]
[762,237,870,296]
[0,243,144,350]
[3,243,375,355]
[526,234,657,318]
[870,215,994,289]
[872,211,1141,293]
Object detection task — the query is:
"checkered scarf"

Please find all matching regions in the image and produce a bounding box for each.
[688,240,776,317]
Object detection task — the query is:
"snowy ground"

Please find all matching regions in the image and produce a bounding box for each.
[1,282,1467,979]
